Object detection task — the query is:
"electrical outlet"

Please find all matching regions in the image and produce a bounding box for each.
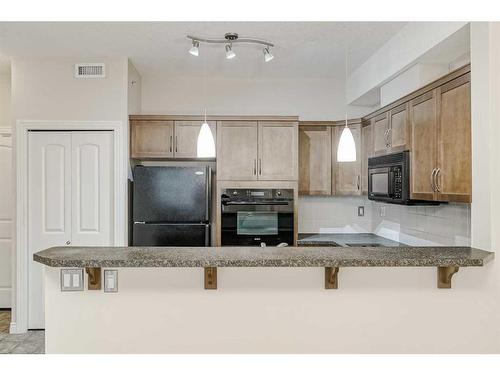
[61,269,84,291]
[104,270,118,293]
[380,206,386,217]
[357,206,365,217]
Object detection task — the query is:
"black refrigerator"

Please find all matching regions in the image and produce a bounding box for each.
[132,166,211,246]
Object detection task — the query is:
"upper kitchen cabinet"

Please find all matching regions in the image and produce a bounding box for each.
[217,119,298,181]
[130,120,174,159]
[217,121,258,181]
[371,103,410,156]
[409,90,438,201]
[436,73,471,203]
[388,102,410,152]
[258,121,298,181]
[130,117,216,159]
[409,72,471,203]
[372,112,389,155]
[361,122,373,194]
[174,120,217,158]
[299,125,332,195]
[333,123,362,195]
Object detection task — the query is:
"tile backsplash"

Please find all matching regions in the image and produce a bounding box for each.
[299,196,471,246]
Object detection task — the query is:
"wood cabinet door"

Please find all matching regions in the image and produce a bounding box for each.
[130,120,174,158]
[299,125,332,195]
[409,90,438,201]
[333,124,362,195]
[361,123,373,194]
[388,102,410,152]
[258,121,298,181]
[217,121,258,181]
[372,112,389,155]
[174,120,217,158]
[436,73,471,203]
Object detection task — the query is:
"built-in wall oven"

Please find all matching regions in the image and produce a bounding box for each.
[220,188,294,246]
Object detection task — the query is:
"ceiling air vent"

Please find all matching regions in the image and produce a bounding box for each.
[74,63,106,78]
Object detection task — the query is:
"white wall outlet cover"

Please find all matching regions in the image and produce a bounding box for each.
[358,206,365,217]
[104,270,118,293]
[60,269,84,291]
[380,206,386,217]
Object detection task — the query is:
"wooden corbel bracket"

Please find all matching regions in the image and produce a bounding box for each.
[325,267,339,289]
[204,267,217,290]
[85,267,102,290]
[437,266,459,289]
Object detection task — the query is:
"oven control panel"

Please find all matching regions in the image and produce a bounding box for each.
[222,188,294,201]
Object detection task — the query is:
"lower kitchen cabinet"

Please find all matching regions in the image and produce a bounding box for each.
[333,123,362,195]
[299,125,332,195]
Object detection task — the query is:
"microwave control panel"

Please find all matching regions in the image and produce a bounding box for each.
[392,166,403,200]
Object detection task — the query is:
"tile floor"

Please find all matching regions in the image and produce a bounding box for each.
[0,311,45,354]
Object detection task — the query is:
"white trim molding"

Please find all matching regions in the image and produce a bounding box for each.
[13,120,125,333]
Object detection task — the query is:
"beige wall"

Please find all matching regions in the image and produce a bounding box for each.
[0,74,11,127]
[10,57,129,331]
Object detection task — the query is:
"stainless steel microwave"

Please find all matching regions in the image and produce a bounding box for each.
[368,151,438,205]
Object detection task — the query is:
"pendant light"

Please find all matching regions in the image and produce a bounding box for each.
[197,49,216,158]
[337,35,356,162]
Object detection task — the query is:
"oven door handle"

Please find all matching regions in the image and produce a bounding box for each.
[222,201,289,206]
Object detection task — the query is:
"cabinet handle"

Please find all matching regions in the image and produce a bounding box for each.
[66,240,71,245]
[175,136,178,153]
[387,128,392,147]
[253,159,256,175]
[259,158,262,175]
[169,135,173,152]
[431,168,437,192]
[435,168,441,192]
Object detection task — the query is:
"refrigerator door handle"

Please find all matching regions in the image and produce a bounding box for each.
[205,224,210,246]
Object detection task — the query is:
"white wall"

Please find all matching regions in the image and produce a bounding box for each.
[10,57,129,331]
[348,22,468,105]
[127,60,142,115]
[141,75,373,120]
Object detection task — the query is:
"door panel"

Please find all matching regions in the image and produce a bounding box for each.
[372,113,389,155]
[71,132,114,245]
[333,124,362,195]
[217,121,258,180]
[28,132,72,329]
[299,125,332,195]
[389,103,409,151]
[437,74,471,203]
[174,121,216,158]
[258,122,298,181]
[0,132,12,307]
[409,90,437,201]
[130,120,174,158]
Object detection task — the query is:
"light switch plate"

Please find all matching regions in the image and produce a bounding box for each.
[61,269,84,291]
[104,270,118,293]
[357,206,365,217]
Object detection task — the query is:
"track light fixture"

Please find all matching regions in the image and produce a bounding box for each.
[189,40,199,56]
[225,43,236,59]
[187,33,275,62]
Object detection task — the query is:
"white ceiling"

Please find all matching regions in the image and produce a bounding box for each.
[0,22,407,78]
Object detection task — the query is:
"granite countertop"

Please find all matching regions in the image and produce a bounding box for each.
[34,246,493,268]
[298,233,406,247]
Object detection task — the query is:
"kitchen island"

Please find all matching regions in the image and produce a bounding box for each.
[34,245,494,353]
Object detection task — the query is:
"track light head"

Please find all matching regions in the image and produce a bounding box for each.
[263,47,274,62]
[189,40,200,56]
[225,44,236,60]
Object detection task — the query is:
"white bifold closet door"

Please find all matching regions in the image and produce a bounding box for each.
[28,131,114,329]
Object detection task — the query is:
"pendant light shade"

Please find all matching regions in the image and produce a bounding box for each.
[337,126,356,162]
[197,122,216,158]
